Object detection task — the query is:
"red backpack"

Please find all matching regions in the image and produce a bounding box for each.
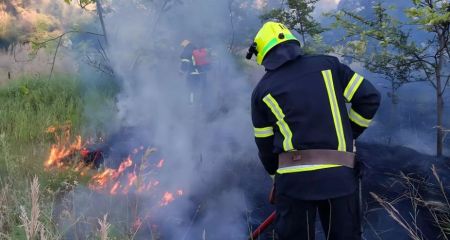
[192,48,211,66]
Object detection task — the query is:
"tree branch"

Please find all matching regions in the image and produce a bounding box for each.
[49,36,63,80]
[30,31,104,46]
[441,74,450,95]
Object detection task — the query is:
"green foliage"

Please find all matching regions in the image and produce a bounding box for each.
[260,0,325,51]
[406,0,450,27]
[331,1,450,89]
[0,75,83,144]
[330,0,450,156]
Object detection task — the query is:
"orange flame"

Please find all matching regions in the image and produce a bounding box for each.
[156,159,164,168]
[44,126,186,204]
[45,135,82,167]
[110,182,120,195]
[160,192,175,206]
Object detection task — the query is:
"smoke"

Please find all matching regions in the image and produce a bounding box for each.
[360,78,450,156]
[0,0,94,80]
[314,0,341,16]
[77,0,264,238]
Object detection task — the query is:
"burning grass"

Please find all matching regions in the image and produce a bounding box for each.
[35,124,188,238]
[0,74,118,238]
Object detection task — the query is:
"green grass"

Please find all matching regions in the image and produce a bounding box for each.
[0,74,83,143]
[0,74,118,239]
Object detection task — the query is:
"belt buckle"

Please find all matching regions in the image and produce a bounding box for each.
[291,152,301,161]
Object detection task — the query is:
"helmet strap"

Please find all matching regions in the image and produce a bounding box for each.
[246,42,258,60]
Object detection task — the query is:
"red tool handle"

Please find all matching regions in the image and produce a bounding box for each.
[249,211,276,239]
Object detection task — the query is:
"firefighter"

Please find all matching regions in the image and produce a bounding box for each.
[247,22,380,240]
[180,39,210,105]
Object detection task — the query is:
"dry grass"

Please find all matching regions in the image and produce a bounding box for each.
[370,192,424,240]
[19,176,43,240]
[371,164,450,240]
[0,183,10,239]
[98,214,111,240]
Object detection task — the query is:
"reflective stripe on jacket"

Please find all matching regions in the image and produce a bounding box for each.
[251,48,380,176]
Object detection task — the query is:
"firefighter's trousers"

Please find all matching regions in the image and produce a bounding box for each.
[275,192,361,240]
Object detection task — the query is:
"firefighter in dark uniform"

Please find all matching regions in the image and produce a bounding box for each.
[247,22,381,240]
[180,39,209,105]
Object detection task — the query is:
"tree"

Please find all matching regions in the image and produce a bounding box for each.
[260,0,326,52]
[64,0,108,44]
[331,0,450,156]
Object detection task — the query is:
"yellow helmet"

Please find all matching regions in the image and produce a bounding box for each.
[248,22,299,65]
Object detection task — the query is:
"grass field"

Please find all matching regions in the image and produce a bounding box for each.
[0,74,448,240]
[0,74,117,239]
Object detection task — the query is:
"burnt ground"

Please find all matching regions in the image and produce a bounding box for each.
[53,140,450,240]
[244,142,450,240]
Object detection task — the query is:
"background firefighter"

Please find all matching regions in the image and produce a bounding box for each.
[248,22,381,240]
[180,39,211,106]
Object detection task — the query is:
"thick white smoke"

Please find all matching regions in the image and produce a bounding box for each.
[98,0,266,238]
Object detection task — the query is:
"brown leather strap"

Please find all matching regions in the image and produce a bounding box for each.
[279,149,355,169]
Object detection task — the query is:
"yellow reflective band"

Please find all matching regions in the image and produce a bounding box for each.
[262,94,294,151]
[254,126,274,138]
[277,164,341,174]
[344,73,364,102]
[191,56,196,66]
[181,58,191,63]
[349,108,372,127]
[322,70,346,152]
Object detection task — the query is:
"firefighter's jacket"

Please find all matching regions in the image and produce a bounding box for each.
[251,42,381,200]
[180,43,206,76]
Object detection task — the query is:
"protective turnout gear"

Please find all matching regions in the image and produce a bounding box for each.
[249,22,380,240]
[180,40,211,75]
[192,48,211,67]
[251,45,380,183]
[247,21,300,65]
[275,192,361,240]
[180,41,210,104]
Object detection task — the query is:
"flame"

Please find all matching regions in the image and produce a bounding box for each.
[110,181,120,195]
[115,157,132,174]
[89,156,133,191]
[122,173,138,194]
[90,169,115,189]
[45,135,82,167]
[156,159,164,168]
[160,192,175,206]
[44,125,186,210]
[46,126,56,133]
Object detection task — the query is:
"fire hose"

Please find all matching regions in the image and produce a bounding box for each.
[249,211,276,240]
